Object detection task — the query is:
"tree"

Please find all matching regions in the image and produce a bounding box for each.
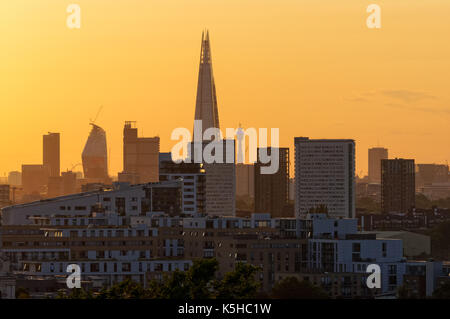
[15,287,30,299]
[214,263,261,299]
[271,277,329,299]
[433,282,450,299]
[426,220,450,260]
[96,278,150,299]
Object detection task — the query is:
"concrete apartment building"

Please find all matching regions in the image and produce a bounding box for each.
[294,137,356,219]
[1,178,408,296]
[254,147,290,217]
[381,158,415,213]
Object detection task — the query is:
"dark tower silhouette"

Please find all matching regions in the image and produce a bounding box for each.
[43,132,60,177]
[194,30,220,140]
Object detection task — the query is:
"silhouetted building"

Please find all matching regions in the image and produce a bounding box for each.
[21,165,49,195]
[294,137,355,218]
[254,148,290,217]
[416,164,449,189]
[368,147,388,184]
[189,32,235,216]
[7,171,21,186]
[82,124,108,182]
[43,132,60,178]
[0,185,10,207]
[48,172,78,198]
[236,164,254,198]
[122,121,159,183]
[193,30,220,139]
[381,158,415,213]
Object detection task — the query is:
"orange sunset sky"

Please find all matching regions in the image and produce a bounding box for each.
[0,0,449,178]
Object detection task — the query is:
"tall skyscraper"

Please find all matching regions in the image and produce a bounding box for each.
[190,31,235,216]
[294,137,356,218]
[194,30,220,139]
[122,121,159,183]
[43,132,60,178]
[82,124,109,182]
[368,147,388,184]
[381,158,415,213]
[254,148,290,217]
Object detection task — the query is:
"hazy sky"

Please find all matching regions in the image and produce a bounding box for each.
[1,0,449,178]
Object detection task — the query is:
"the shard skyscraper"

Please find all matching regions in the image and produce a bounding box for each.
[191,31,235,216]
[194,30,220,140]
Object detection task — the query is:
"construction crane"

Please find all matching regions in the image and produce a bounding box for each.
[89,105,103,125]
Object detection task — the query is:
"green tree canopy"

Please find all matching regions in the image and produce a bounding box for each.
[271,276,329,299]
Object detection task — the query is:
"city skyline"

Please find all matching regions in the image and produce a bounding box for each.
[1,1,450,178]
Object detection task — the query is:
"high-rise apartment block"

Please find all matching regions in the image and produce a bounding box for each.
[294,137,356,218]
[381,158,415,213]
[254,147,290,217]
[122,121,159,184]
[368,147,388,184]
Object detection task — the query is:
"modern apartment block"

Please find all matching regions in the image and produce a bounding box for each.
[188,141,236,217]
[0,197,406,295]
[0,181,182,226]
[254,147,290,217]
[381,158,415,213]
[159,154,206,216]
[43,132,60,178]
[122,121,160,184]
[368,147,388,184]
[294,137,356,219]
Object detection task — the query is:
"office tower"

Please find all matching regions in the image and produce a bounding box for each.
[236,164,254,198]
[82,124,109,182]
[254,148,290,217]
[7,171,22,186]
[43,132,60,178]
[294,137,356,218]
[416,164,449,188]
[122,121,159,183]
[194,30,220,139]
[381,158,415,213]
[368,147,388,184]
[159,153,206,215]
[21,164,49,195]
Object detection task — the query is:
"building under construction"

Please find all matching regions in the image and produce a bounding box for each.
[82,124,109,183]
